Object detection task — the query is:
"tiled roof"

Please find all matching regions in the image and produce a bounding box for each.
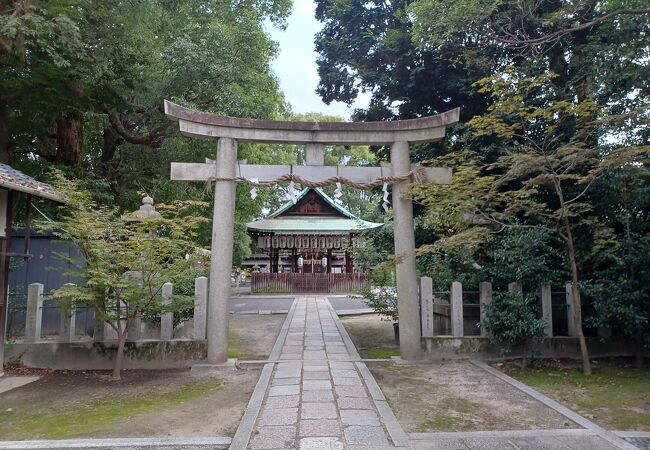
[247,216,382,233]
[0,164,60,201]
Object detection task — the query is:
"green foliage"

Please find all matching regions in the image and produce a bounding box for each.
[585,235,650,349]
[486,228,564,290]
[313,0,494,128]
[312,0,649,371]
[38,173,204,379]
[356,286,398,323]
[1,0,292,263]
[417,248,483,292]
[482,292,547,353]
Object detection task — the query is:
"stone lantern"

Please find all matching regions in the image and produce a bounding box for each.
[129,195,161,220]
[119,195,163,341]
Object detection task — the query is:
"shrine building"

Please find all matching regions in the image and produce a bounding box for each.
[245,188,381,292]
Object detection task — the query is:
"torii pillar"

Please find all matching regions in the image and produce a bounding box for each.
[164,101,459,363]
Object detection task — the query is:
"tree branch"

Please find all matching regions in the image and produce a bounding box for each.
[486,8,650,50]
[103,106,173,149]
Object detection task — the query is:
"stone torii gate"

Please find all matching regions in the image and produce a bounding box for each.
[164,100,459,363]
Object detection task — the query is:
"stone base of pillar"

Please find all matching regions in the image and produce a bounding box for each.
[190,359,238,372]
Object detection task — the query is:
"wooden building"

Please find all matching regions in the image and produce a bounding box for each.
[0,164,61,375]
[245,188,382,293]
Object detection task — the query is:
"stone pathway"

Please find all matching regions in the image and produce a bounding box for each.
[410,430,638,449]
[247,296,407,450]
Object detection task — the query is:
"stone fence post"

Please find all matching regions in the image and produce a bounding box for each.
[194,276,208,340]
[508,281,523,296]
[128,316,143,341]
[419,276,434,338]
[479,282,492,337]
[450,281,463,337]
[565,282,577,337]
[25,283,44,343]
[540,283,553,337]
[160,282,173,341]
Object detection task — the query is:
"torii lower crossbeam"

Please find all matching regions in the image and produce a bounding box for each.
[171,162,452,185]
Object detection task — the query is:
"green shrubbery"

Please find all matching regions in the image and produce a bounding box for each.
[482,291,547,370]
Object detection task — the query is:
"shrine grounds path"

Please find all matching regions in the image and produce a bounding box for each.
[231,296,639,450]
[0,296,645,449]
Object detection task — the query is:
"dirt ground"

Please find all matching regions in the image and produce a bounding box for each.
[341,314,400,358]
[0,313,286,440]
[370,360,576,433]
[0,368,258,439]
[229,313,285,359]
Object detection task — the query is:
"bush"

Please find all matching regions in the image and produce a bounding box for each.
[356,286,398,323]
[482,291,547,370]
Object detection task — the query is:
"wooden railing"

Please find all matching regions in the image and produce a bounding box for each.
[251,273,369,294]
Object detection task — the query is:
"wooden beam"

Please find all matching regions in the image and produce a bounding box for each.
[170,162,452,185]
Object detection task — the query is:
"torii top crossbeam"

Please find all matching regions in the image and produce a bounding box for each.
[164,100,460,145]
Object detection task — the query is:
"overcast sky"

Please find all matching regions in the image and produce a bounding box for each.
[266,1,370,120]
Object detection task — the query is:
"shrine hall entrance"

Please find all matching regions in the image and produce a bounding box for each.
[245,187,379,293]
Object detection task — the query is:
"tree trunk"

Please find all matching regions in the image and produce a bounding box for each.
[55,114,83,166]
[101,126,122,163]
[0,101,13,165]
[563,217,592,375]
[112,330,126,381]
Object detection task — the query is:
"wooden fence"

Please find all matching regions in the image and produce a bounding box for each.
[251,273,369,294]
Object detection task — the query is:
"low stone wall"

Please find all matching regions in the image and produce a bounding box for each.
[6,336,644,370]
[421,336,647,360]
[5,339,207,370]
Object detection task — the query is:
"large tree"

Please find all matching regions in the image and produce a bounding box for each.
[313,0,498,126]
[1,0,293,266]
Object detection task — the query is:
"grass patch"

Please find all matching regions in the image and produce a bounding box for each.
[417,397,479,432]
[0,377,223,439]
[506,361,650,430]
[365,347,401,358]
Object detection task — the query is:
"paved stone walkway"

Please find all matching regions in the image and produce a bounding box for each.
[248,296,407,450]
[410,430,636,449]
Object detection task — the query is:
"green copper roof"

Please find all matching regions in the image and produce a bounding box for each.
[247,217,382,233]
[248,188,383,233]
